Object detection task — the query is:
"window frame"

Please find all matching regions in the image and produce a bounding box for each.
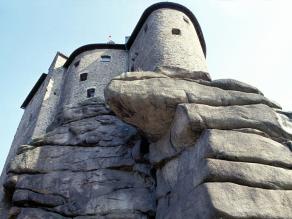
[80,73,88,82]
[74,60,80,67]
[100,55,111,62]
[87,88,95,98]
[172,28,181,35]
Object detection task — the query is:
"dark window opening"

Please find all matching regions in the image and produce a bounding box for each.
[172,28,181,35]
[80,73,88,81]
[183,17,189,24]
[144,24,148,32]
[87,88,95,98]
[130,65,134,72]
[74,60,80,67]
[101,55,111,62]
[29,113,33,122]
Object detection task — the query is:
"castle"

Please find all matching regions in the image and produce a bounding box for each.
[11,2,207,153]
[2,2,292,219]
[1,2,208,216]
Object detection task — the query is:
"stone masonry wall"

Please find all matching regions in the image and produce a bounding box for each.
[33,67,65,137]
[60,49,128,107]
[129,8,207,72]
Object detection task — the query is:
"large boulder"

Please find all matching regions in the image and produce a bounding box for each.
[105,71,280,141]
[150,104,292,164]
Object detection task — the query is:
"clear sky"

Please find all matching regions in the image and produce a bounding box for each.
[1,0,292,172]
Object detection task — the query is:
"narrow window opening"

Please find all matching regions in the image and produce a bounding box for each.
[101,55,111,62]
[144,24,148,32]
[131,65,134,72]
[172,28,181,35]
[29,113,33,122]
[87,88,95,98]
[74,60,80,67]
[183,17,189,24]
[80,73,88,81]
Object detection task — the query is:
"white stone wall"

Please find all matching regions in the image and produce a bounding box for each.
[33,67,65,137]
[129,8,208,72]
[61,49,128,106]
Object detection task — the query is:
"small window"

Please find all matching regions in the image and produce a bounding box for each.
[172,28,181,35]
[130,65,134,72]
[144,24,148,32]
[87,88,95,98]
[183,17,189,24]
[101,55,111,62]
[80,73,88,81]
[74,60,80,67]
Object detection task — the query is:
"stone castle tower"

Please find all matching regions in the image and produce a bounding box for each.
[1,2,292,219]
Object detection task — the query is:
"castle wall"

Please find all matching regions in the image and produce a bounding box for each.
[33,67,65,137]
[129,9,208,72]
[61,49,128,106]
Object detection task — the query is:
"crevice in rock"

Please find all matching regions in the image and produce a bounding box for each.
[202,177,292,191]
[204,155,292,171]
[106,165,133,172]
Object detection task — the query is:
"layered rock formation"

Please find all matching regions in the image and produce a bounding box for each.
[3,99,156,218]
[106,67,292,218]
[2,66,292,218]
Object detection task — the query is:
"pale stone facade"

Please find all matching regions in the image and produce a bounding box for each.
[61,49,128,106]
[129,9,207,72]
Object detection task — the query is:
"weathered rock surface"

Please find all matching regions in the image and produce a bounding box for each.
[105,71,281,141]
[8,170,155,216]
[170,103,292,147]
[197,78,264,94]
[105,69,292,219]
[149,104,292,164]
[154,66,212,81]
[155,129,292,219]
[3,67,292,218]
[9,145,135,173]
[158,182,292,219]
[9,207,70,219]
[3,102,155,218]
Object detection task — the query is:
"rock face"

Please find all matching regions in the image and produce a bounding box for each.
[3,99,155,218]
[106,68,292,218]
[2,67,292,218]
[105,71,281,141]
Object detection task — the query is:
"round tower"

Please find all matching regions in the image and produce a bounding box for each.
[127,2,207,72]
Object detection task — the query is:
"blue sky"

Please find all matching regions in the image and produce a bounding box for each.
[1,0,292,171]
